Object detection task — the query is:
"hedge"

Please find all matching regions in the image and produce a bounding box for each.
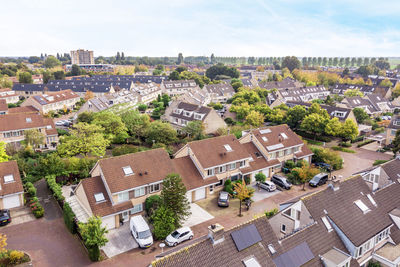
[63,202,77,234]
[357,139,375,148]
[45,175,65,202]
[295,130,332,142]
[331,146,356,153]
[311,147,343,170]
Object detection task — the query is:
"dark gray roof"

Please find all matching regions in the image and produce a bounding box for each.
[381,159,400,182]
[286,101,352,121]
[169,102,212,122]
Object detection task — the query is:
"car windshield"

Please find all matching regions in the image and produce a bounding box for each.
[311,176,320,182]
[138,230,152,239]
[171,231,180,238]
[219,193,228,200]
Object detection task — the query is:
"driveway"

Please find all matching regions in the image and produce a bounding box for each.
[3,206,36,228]
[182,203,214,228]
[251,184,281,202]
[102,223,138,258]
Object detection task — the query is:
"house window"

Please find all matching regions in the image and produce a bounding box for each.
[375,228,389,243]
[209,185,214,193]
[296,210,300,220]
[284,149,290,156]
[230,163,236,170]
[216,180,223,187]
[239,160,245,168]
[281,224,286,233]
[278,150,284,157]
[219,165,226,173]
[130,204,143,214]
[293,146,300,153]
[134,187,145,198]
[4,175,14,183]
[283,209,292,217]
[149,183,160,193]
[118,192,129,202]
[207,169,214,176]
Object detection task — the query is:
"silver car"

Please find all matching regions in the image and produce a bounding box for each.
[259,180,276,192]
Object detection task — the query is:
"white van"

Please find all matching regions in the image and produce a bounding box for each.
[130,215,153,248]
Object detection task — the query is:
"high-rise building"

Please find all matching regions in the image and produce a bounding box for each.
[70,49,94,65]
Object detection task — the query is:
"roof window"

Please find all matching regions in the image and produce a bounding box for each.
[321,216,333,232]
[94,193,105,203]
[4,174,14,183]
[224,144,233,152]
[354,200,370,214]
[123,166,134,176]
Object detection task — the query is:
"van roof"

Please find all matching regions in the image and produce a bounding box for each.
[130,215,150,232]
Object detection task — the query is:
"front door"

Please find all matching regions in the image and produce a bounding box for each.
[122,211,129,222]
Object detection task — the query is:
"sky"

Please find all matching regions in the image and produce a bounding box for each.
[1,0,400,57]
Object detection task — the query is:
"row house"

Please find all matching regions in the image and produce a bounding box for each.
[0,112,58,149]
[0,161,24,210]
[204,83,235,103]
[71,125,313,230]
[269,175,400,267]
[163,101,227,134]
[0,88,19,104]
[331,84,392,99]
[131,82,162,104]
[267,85,330,107]
[339,95,395,116]
[21,89,80,114]
[161,80,199,97]
[176,88,211,106]
[386,115,400,145]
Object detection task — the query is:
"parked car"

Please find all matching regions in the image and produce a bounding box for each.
[258,180,276,192]
[314,162,332,171]
[130,215,153,248]
[0,209,11,226]
[309,173,329,187]
[165,227,194,247]
[218,191,230,207]
[55,121,64,126]
[271,175,292,190]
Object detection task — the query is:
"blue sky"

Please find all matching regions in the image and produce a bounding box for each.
[1,0,400,57]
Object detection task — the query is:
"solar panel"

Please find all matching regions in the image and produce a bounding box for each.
[230,224,262,252]
[273,242,314,267]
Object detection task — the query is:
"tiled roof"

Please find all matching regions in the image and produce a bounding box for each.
[31,89,79,105]
[240,142,280,174]
[0,161,24,196]
[286,101,353,122]
[0,113,55,132]
[388,115,400,130]
[97,148,175,194]
[7,106,38,114]
[183,135,251,169]
[0,99,7,111]
[80,176,133,217]
[381,159,400,182]
[153,216,281,267]
[303,176,393,246]
[169,102,212,123]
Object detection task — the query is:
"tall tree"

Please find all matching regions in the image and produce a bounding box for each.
[286,105,307,128]
[295,161,320,190]
[233,180,254,216]
[24,129,45,148]
[182,121,205,140]
[339,119,358,141]
[0,142,9,162]
[70,64,82,76]
[44,56,61,68]
[325,117,342,136]
[79,216,108,261]
[177,53,184,64]
[352,108,369,123]
[17,72,33,83]
[281,56,301,71]
[392,130,400,156]
[161,174,191,226]
[145,121,177,145]
[301,113,329,139]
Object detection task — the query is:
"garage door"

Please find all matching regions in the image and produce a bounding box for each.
[3,195,21,209]
[194,188,206,201]
[262,169,270,177]
[102,216,116,230]
[186,191,192,203]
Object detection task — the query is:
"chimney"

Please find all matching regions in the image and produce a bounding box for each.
[278,135,282,142]
[328,179,340,191]
[208,223,224,245]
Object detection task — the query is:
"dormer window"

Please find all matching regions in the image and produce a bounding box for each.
[123,166,133,176]
[4,174,14,183]
[280,133,288,139]
[224,144,232,152]
[94,193,106,203]
[354,200,370,214]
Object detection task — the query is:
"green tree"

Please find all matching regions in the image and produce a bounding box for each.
[0,142,9,162]
[17,72,33,83]
[42,71,54,84]
[121,110,151,141]
[231,78,243,92]
[161,174,191,226]
[57,123,110,157]
[379,78,392,88]
[78,111,95,124]
[92,112,128,140]
[255,173,266,190]
[325,117,342,136]
[233,180,254,217]
[374,60,390,70]
[151,205,176,240]
[79,216,108,261]
[183,121,205,140]
[44,55,61,68]
[339,119,359,141]
[177,53,184,64]
[24,129,45,148]
[295,161,320,190]
[168,70,180,80]
[352,107,369,123]
[301,113,329,139]
[70,64,82,76]
[245,110,264,127]
[231,89,261,105]
[281,56,301,71]
[230,102,251,120]
[205,63,239,80]
[392,130,400,156]
[344,89,364,97]
[53,70,65,80]
[286,105,306,128]
[145,121,177,145]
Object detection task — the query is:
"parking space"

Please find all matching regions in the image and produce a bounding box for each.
[251,184,281,202]
[102,223,138,258]
[3,207,36,228]
[182,203,214,228]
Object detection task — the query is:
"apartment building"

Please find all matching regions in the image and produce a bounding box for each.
[161,80,199,97]
[0,88,19,104]
[0,161,24,209]
[0,112,58,149]
[163,101,227,134]
[21,89,80,114]
[70,49,94,65]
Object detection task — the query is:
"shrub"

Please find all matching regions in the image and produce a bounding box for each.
[151,206,176,240]
[9,250,25,264]
[373,160,388,166]
[145,195,162,217]
[265,208,278,219]
[32,204,44,218]
[112,145,139,156]
[295,130,332,142]
[255,173,266,183]
[284,160,296,169]
[311,147,343,170]
[331,146,356,153]
[45,175,65,202]
[351,135,364,143]
[339,141,352,147]
[244,176,251,185]
[357,139,375,147]
[63,202,77,234]
[223,179,234,195]
[224,117,235,125]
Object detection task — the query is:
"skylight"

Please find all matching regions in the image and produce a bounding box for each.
[262,136,268,142]
[321,216,333,232]
[268,244,276,254]
[280,133,288,139]
[122,166,133,176]
[26,118,32,123]
[266,143,284,151]
[243,257,261,267]
[224,144,233,152]
[4,175,14,183]
[367,194,377,207]
[355,200,370,214]
[259,129,271,134]
[94,193,105,202]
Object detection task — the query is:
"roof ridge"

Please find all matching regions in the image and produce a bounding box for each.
[98,147,165,163]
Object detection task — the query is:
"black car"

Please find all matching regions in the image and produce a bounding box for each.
[309,173,329,187]
[271,175,292,190]
[0,209,11,226]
